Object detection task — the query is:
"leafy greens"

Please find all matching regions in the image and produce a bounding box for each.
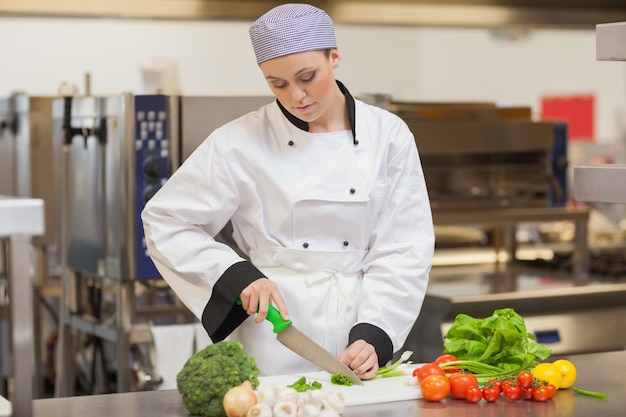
[443,308,552,373]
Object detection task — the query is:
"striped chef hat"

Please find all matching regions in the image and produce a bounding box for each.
[249,3,337,65]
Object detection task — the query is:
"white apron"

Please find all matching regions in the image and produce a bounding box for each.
[229,246,365,376]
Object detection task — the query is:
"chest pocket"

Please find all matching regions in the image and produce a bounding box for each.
[292,179,391,250]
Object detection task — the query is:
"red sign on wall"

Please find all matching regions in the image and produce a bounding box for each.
[540,94,594,141]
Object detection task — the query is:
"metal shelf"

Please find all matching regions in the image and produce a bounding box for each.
[0,196,44,417]
[575,24,626,205]
[574,164,626,204]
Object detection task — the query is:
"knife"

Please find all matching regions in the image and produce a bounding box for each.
[241,300,363,385]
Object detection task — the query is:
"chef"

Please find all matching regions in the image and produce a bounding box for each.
[141,3,434,379]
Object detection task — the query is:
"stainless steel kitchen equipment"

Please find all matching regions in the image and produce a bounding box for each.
[0,94,61,399]
[404,23,626,364]
[406,276,626,362]
[29,350,626,417]
[0,99,17,197]
[0,196,45,417]
[391,102,566,210]
[53,93,272,395]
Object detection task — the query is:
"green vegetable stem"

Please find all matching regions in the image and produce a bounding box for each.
[571,387,608,400]
[374,350,413,379]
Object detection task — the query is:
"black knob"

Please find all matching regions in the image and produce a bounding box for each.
[143,158,165,179]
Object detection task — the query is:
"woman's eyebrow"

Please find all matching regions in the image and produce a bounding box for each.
[265,66,316,80]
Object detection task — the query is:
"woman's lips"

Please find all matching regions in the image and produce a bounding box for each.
[294,103,313,113]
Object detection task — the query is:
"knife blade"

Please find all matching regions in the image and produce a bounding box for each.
[264,304,363,386]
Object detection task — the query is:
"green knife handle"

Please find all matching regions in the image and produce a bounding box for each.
[266,304,292,334]
[236,299,292,333]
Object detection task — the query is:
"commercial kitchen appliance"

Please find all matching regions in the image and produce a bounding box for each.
[406,274,626,362]
[0,99,17,197]
[389,101,589,278]
[0,94,60,399]
[391,102,567,210]
[53,93,273,395]
[0,196,45,417]
[402,25,626,363]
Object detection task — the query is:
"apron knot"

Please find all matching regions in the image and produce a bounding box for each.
[305,270,353,354]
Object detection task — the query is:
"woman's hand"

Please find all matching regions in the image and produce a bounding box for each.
[339,339,379,380]
[239,278,289,323]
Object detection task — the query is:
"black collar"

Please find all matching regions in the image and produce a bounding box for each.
[275,80,358,145]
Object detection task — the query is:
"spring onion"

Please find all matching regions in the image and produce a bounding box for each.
[571,387,608,400]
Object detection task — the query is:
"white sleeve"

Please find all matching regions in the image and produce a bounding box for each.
[141,134,245,318]
[358,118,435,353]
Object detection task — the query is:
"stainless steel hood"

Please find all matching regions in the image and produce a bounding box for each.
[0,0,625,29]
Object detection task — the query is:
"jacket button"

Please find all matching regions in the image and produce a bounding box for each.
[343,241,349,246]
[349,188,356,194]
[288,140,294,146]
[302,242,309,248]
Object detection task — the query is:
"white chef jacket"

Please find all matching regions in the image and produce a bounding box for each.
[141,83,435,376]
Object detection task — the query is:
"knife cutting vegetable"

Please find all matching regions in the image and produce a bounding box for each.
[238,299,363,385]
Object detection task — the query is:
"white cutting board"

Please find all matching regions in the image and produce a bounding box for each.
[0,395,10,417]
[258,366,422,406]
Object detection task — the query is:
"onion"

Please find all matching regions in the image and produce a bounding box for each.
[223,380,257,417]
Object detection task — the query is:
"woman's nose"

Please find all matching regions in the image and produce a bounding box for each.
[290,86,306,101]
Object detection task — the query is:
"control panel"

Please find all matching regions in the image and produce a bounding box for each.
[134,95,171,279]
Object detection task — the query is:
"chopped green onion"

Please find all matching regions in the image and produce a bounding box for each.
[330,374,354,386]
[288,376,322,392]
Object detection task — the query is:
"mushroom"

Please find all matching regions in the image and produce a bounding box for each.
[318,408,341,417]
[272,400,297,417]
[276,387,299,404]
[246,403,272,417]
[300,390,324,411]
[256,384,279,407]
[321,391,345,414]
[297,403,321,417]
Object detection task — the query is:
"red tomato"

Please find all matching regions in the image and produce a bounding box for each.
[420,374,451,402]
[504,384,521,401]
[517,371,533,389]
[545,384,557,399]
[521,387,534,400]
[415,363,445,384]
[448,373,478,400]
[482,385,501,403]
[465,385,483,403]
[532,385,550,402]
[434,354,460,373]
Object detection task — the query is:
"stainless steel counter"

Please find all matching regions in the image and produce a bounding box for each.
[32,350,626,417]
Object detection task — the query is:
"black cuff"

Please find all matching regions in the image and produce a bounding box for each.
[201,261,264,341]
[348,323,393,367]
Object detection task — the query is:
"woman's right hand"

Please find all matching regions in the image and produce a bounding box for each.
[239,277,290,323]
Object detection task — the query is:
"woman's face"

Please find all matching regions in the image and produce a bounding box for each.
[259,49,341,125]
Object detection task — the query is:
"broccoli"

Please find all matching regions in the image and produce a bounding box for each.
[176,340,260,417]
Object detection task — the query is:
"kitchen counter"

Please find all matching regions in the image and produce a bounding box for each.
[32,350,625,417]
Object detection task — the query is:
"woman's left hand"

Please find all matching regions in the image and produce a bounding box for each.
[338,339,379,380]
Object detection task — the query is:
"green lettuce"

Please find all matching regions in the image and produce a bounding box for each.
[443,308,552,373]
